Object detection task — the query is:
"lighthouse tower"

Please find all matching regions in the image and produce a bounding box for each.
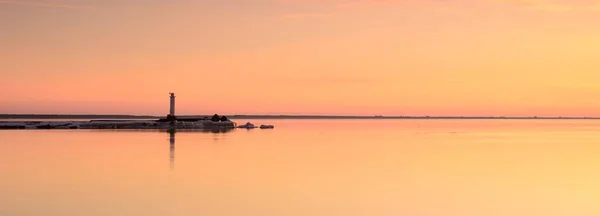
[167,92,177,121]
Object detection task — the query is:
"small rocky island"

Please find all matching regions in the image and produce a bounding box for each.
[0,93,273,130]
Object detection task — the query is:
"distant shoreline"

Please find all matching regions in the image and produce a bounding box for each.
[1,114,599,120]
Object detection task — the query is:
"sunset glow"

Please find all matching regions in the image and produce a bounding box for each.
[2,0,600,116]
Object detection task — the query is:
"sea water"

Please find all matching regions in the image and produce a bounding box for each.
[1,119,600,216]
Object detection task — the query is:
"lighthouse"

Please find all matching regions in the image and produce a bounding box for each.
[169,93,175,116]
[167,92,177,121]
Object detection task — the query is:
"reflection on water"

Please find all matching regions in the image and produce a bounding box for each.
[164,128,234,170]
[2,119,600,216]
[164,128,234,171]
[79,128,235,171]
[169,130,175,171]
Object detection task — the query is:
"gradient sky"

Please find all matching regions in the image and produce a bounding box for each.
[2,0,600,116]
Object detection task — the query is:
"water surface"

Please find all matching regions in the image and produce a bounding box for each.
[2,119,600,216]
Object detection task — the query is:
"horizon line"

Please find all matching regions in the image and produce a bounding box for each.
[1,114,600,119]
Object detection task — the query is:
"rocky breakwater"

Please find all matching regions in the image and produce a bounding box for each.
[0,117,237,130]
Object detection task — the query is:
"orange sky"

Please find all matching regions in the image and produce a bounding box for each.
[2,0,600,116]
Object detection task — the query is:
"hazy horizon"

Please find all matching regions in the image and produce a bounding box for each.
[3,113,600,119]
[3,0,600,116]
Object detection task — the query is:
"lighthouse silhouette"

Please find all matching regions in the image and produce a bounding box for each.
[166,92,177,121]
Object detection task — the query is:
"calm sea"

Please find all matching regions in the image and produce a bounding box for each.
[2,119,600,216]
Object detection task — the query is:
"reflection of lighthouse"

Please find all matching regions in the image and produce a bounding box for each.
[168,129,175,171]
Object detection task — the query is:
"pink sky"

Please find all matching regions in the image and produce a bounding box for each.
[1,0,600,116]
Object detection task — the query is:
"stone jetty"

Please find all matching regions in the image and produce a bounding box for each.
[0,119,236,130]
[0,93,268,130]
